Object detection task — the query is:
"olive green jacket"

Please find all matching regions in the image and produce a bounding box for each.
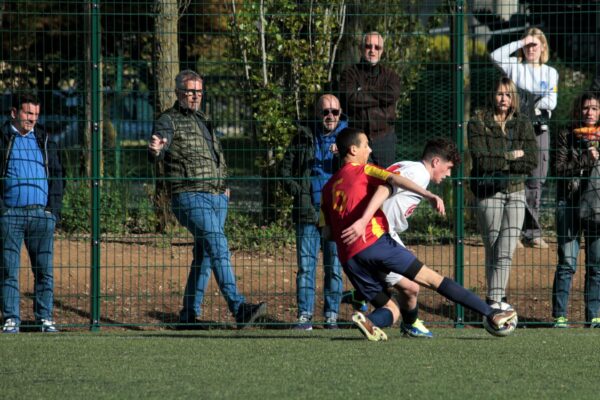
[467,109,538,193]
[149,101,227,195]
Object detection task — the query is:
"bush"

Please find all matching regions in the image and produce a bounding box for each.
[60,181,157,234]
[225,210,295,253]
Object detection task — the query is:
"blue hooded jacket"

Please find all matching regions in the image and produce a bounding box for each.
[310,118,348,206]
[280,114,348,224]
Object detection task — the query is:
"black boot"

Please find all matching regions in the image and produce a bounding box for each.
[235,302,267,329]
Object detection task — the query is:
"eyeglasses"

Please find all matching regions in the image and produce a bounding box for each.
[365,44,383,51]
[178,89,203,96]
[322,108,340,117]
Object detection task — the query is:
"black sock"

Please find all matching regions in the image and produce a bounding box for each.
[437,278,493,317]
[401,305,419,325]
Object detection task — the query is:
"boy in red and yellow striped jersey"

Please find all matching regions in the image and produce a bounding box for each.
[320,128,517,340]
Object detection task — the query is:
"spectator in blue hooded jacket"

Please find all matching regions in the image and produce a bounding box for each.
[280,94,347,329]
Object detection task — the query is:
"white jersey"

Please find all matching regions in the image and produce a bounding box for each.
[382,161,430,247]
[490,40,559,112]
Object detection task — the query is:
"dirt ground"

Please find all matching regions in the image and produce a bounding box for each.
[12,235,590,330]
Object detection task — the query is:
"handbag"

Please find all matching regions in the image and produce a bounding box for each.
[470,171,509,199]
[579,162,600,222]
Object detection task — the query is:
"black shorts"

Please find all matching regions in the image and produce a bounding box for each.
[343,234,424,302]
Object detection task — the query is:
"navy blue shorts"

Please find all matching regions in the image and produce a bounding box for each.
[343,234,424,302]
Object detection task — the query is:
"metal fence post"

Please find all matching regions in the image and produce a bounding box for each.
[453,0,465,327]
[90,0,101,331]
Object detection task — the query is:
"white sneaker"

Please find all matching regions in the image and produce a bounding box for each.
[2,318,19,334]
[41,319,59,333]
[352,312,387,341]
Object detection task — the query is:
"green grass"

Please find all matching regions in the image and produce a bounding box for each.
[0,328,596,399]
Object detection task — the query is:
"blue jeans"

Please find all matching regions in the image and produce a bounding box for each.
[553,200,600,321]
[172,192,244,319]
[295,224,342,319]
[0,207,56,324]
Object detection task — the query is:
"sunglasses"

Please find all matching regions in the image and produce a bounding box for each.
[365,44,383,51]
[179,89,203,96]
[322,108,340,117]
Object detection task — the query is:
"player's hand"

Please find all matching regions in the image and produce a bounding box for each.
[522,35,536,47]
[341,218,368,245]
[427,194,445,216]
[506,149,524,160]
[149,135,168,156]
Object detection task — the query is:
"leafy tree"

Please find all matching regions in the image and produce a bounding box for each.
[228,0,347,165]
[343,0,431,118]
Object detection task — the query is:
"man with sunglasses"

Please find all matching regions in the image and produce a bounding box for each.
[148,69,267,329]
[339,31,401,167]
[280,94,347,330]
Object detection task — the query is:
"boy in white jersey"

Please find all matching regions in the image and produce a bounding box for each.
[342,137,460,338]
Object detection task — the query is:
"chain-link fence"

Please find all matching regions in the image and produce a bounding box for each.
[0,1,598,330]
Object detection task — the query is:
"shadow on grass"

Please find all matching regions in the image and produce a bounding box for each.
[418,300,556,329]
[23,293,145,331]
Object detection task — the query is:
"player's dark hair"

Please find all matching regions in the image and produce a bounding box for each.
[11,92,40,111]
[421,137,461,166]
[336,127,365,158]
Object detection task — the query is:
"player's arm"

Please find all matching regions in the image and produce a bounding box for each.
[341,184,392,245]
[386,171,445,216]
[343,164,445,244]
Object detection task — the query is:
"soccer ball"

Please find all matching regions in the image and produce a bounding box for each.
[483,302,518,337]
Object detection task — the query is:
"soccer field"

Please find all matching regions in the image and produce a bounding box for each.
[1,328,597,400]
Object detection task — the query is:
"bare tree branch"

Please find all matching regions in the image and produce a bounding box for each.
[230,0,250,81]
[178,0,192,19]
[328,2,346,82]
[309,0,314,62]
[259,0,268,86]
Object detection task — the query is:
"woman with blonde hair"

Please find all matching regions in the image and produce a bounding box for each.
[468,76,538,306]
[491,27,559,249]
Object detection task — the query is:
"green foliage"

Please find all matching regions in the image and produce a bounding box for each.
[225,209,295,253]
[230,0,347,163]
[550,62,591,132]
[60,181,157,234]
[59,181,90,233]
[402,181,455,244]
[426,35,489,63]
[356,0,431,110]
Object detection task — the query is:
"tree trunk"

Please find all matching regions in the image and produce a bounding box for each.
[153,0,180,232]
[155,0,179,113]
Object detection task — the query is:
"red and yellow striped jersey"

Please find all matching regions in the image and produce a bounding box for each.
[320,162,391,263]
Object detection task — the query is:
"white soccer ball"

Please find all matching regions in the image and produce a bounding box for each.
[483,302,518,337]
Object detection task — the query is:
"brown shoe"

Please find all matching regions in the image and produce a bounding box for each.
[488,309,517,330]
